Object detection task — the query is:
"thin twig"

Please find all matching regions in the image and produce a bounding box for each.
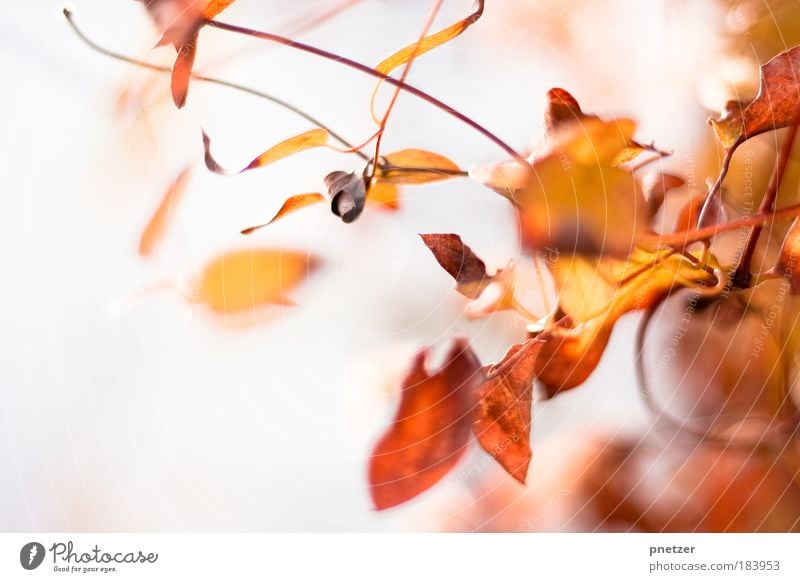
[732,125,800,287]
[63,8,369,161]
[203,17,530,167]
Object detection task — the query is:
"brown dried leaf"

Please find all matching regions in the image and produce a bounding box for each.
[241,193,326,235]
[326,171,367,223]
[194,249,318,314]
[203,129,330,175]
[544,87,597,135]
[368,339,484,510]
[139,166,192,257]
[379,149,461,184]
[710,46,800,149]
[473,340,541,483]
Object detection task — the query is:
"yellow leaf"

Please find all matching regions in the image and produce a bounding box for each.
[203,129,330,175]
[366,182,401,210]
[379,149,461,184]
[195,249,318,314]
[241,193,326,235]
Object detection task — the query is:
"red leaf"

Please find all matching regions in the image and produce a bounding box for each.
[368,339,484,510]
[473,340,541,483]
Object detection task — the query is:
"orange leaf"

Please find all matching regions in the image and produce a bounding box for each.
[203,129,330,175]
[195,249,318,314]
[473,340,541,483]
[366,181,400,210]
[379,149,461,184]
[171,31,198,108]
[241,193,325,235]
[368,339,484,510]
[139,166,192,257]
[202,0,237,19]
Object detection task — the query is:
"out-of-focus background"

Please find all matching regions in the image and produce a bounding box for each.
[1,0,797,532]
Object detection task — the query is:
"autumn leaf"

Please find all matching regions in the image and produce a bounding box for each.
[368,339,484,510]
[673,192,727,233]
[193,249,318,314]
[369,1,484,121]
[241,193,326,235]
[537,247,718,396]
[543,87,597,135]
[366,181,400,210]
[710,46,800,150]
[203,129,330,175]
[642,171,685,219]
[171,30,198,108]
[473,340,541,483]
[420,233,515,315]
[139,165,192,257]
[140,1,237,107]
[517,118,648,257]
[378,149,461,185]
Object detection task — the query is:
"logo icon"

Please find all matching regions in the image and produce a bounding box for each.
[20,542,45,570]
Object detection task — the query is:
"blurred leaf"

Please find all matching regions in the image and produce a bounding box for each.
[544,87,597,135]
[538,247,718,396]
[710,45,800,149]
[203,129,330,175]
[241,193,326,235]
[379,149,461,184]
[369,339,484,510]
[139,166,192,257]
[194,249,318,313]
[473,340,540,483]
[674,192,727,232]
[642,171,685,219]
[171,31,198,108]
[202,0,237,19]
[326,171,367,223]
[517,118,647,257]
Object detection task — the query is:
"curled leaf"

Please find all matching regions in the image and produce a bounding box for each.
[194,249,318,314]
[473,340,541,483]
[379,149,461,184]
[139,166,192,257]
[203,129,330,175]
[326,171,367,223]
[241,193,326,235]
[710,46,800,149]
[368,339,484,510]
